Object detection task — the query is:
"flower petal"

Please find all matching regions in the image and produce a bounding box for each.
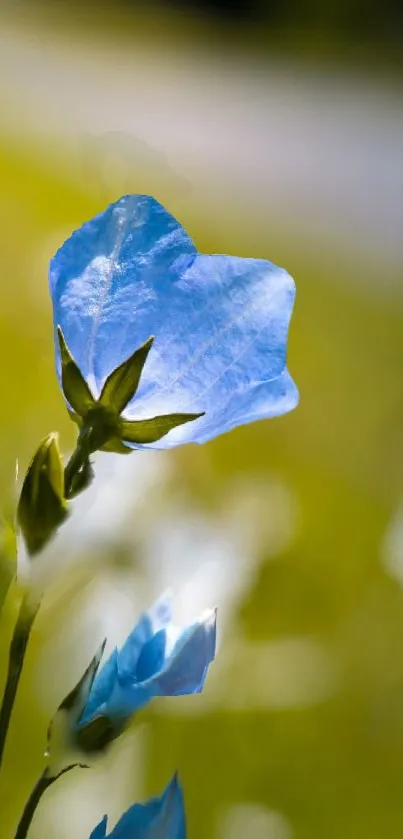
[91,608,217,723]
[109,775,186,839]
[156,608,217,696]
[50,196,297,448]
[89,815,108,839]
[121,250,298,446]
[50,195,196,397]
[80,648,119,724]
[135,629,167,682]
[100,677,160,721]
[117,593,173,683]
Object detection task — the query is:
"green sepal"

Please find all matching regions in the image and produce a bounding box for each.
[68,409,82,428]
[60,641,105,718]
[17,434,69,556]
[99,336,154,414]
[121,411,205,444]
[75,714,123,754]
[57,326,95,416]
[46,641,106,766]
[59,332,205,457]
[100,437,132,455]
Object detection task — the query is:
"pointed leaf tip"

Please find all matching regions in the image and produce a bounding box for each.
[59,638,106,716]
[121,411,205,445]
[99,335,155,414]
[57,326,95,416]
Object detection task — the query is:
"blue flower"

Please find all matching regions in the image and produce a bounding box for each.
[89,774,186,839]
[78,595,216,738]
[50,195,298,450]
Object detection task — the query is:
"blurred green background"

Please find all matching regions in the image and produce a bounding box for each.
[1,1,403,837]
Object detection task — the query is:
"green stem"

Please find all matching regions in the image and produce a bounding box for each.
[64,437,90,499]
[0,594,39,772]
[14,764,81,839]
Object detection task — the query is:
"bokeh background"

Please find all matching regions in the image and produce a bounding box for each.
[1,1,403,837]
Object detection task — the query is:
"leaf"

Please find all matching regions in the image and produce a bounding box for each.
[121,412,204,445]
[99,336,154,414]
[58,326,95,416]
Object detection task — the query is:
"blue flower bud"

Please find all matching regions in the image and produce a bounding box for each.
[76,594,216,752]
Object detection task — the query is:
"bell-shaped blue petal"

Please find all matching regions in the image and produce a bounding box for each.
[81,648,119,723]
[135,629,167,682]
[79,595,216,727]
[89,775,186,839]
[50,195,298,449]
[117,593,173,683]
[156,609,217,696]
[89,817,108,839]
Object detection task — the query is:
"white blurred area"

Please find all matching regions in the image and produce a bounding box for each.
[0,8,403,283]
[218,803,294,839]
[381,503,403,586]
[32,444,337,727]
[36,727,148,839]
[35,452,302,703]
[29,452,310,839]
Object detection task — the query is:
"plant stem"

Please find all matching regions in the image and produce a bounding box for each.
[64,439,89,499]
[14,764,80,839]
[0,593,39,772]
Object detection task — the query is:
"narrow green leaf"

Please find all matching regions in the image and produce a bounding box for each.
[121,411,204,444]
[57,326,95,416]
[99,336,154,414]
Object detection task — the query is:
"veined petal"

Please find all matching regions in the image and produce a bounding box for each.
[119,251,297,447]
[50,195,196,398]
[181,367,299,447]
[50,196,297,449]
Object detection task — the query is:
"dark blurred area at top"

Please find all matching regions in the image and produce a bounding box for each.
[128,0,403,40]
[19,0,402,68]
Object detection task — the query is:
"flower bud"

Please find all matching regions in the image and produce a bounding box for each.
[17,433,68,556]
